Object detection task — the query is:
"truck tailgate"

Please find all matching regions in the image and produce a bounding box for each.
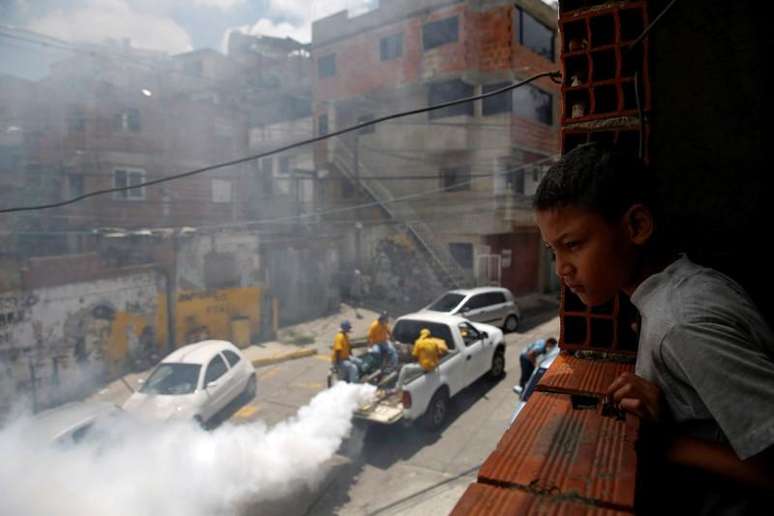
[355,393,404,424]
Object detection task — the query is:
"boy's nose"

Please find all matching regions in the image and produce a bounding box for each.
[555,255,574,279]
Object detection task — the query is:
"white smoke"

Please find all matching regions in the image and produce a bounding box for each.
[0,382,375,516]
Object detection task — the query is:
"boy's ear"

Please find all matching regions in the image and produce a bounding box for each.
[623,204,654,245]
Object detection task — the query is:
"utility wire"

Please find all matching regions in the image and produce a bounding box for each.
[178,154,559,231]
[0,70,560,215]
[1,155,556,235]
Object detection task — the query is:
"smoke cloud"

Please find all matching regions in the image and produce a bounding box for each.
[0,382,375,516]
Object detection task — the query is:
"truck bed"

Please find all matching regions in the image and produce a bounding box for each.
[355,390,404,424]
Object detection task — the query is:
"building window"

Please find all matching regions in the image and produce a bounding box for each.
[318,114,329,135]
[428,79,474,120]
[518,8,555,61]
[67,106,86,132]
[68,174,84,198]
[423,16,459,51]
[449,243,474,269]
[380,33,403,61]
[357,114,375,135]
[278,156,291,175]
[482,82,513,116]
[318,54,336,78]
[260,157,273,195]
[211,179,232,203]
[341,177,355,198]
[514,85,553,125]
[113,108,141,132]
[183,59,203,76]
[440,167,471,192]
[113,168,146,200]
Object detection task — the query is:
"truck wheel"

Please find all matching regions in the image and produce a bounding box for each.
[420,389,449,431]
[503,315,519,333]
[488,348,506,380]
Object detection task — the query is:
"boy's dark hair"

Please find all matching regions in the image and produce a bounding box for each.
[534,142,660,223]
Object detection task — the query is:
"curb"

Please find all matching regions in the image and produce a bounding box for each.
[251,348,318,368]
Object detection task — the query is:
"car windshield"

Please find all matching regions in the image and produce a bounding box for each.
[428,293,465,312]
[140,364,200,395]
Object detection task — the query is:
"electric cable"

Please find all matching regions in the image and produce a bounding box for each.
[0,70,561,214]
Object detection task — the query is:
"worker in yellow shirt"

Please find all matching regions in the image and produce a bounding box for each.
[368,312,398,371]
[332,320,362,383]
[395,328,449,391]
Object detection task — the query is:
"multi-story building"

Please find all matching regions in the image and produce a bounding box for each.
[1,41,254,257]
[311,0,561,295]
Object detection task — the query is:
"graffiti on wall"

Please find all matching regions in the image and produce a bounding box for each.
[175,287,261,347]
[0,273,166,411]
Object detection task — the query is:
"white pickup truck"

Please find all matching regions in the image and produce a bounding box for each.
[352,312,506,431]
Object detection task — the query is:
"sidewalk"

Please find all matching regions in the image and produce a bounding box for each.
[241,303,379,368]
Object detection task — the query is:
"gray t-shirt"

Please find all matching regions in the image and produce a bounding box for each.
[631,255,774,460]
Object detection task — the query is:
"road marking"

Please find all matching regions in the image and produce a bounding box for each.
[291,382,325,390]
[258,367,280,380]
[315,355,332,362]
[234,405,259,419]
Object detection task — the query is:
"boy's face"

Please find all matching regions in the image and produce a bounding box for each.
[536,205,638,307]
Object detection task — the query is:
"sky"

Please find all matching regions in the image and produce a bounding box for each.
[0,0,380,78]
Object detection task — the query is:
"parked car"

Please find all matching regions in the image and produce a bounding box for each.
[423,287,521,332]
[352,312,506,431]
[123,340,256,427]
[509,344,561,425]
[27,400,125,447]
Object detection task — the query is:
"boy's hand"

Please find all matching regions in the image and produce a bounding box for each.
[606,372,664,422]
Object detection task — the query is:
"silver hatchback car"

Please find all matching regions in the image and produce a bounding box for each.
[423,287,521,332]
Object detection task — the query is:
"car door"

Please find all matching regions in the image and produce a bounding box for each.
[489,291,509,325]
[219,350,243,402]
[460,294,488,323]
[458,322,490,379]
[466,293,501,325]
[436,325,467,395]
[202,354,230,420]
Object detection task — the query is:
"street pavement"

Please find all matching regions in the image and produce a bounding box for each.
[86,298,560,516]
[236,306,560,516]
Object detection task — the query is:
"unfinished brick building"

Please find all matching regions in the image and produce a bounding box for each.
[310,0,561,294]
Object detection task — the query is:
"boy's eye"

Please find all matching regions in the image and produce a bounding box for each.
[565,241,580,250]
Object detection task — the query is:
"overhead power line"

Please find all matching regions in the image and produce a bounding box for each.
[0,70,561,215]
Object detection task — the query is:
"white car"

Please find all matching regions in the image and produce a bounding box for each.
[27,400,125,447]
[123,340,256,426]
[423,287,521,333]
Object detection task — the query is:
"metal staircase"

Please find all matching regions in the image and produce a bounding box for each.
[331,140,471,289]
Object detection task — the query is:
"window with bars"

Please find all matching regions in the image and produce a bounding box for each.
[380,33,403,61]
[440,167,471,192]
[428,79,474,120]
[318,54,336,78]
[517,8,555,61]
[113,168,146,200]
[423,16,459,51]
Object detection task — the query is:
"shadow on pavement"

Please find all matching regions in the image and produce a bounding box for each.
[516,305,560,333]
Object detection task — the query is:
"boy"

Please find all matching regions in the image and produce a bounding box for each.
[533,143,774,491]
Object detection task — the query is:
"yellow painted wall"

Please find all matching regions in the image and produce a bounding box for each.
[174,287,262,347]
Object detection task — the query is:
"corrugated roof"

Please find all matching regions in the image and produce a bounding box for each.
[537,353,635,397]
[478,392,639,511]
[450,482,632,515]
